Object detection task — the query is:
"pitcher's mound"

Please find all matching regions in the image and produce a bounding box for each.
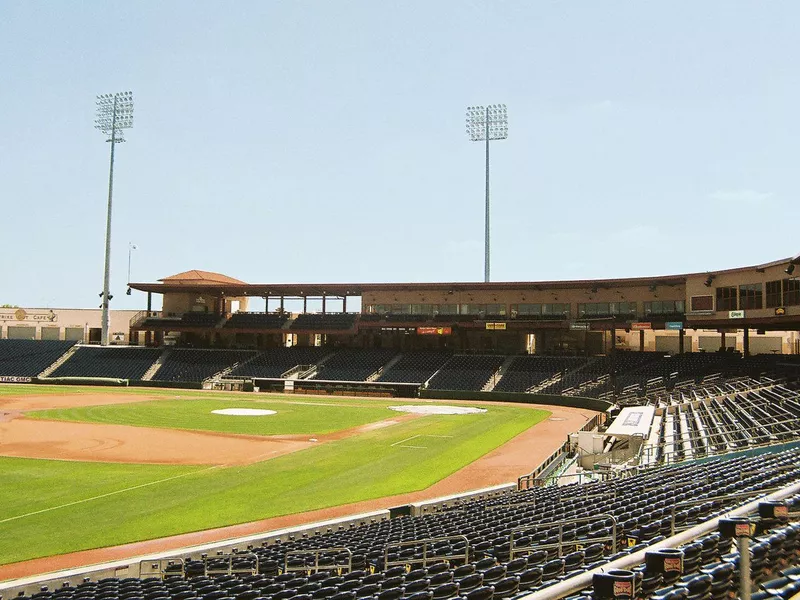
[211,408,277,416]
[389,405,486,415]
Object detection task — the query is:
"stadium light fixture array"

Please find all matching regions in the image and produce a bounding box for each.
[466,104,508,283]
[95,91,134,346]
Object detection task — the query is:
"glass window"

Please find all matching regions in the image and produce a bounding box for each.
[691,295,713,312]
[515,303,542,316]
[785,279,800,306]
[738,284,763,310]
[485,304,506,316]
[542,303,570,317]
[644,300,685,315]
[766,280,782,308]
[437,304,458,315]
[716,287,737,311]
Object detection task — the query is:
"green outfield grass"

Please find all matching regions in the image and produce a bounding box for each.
[0,394,549,566]
[26,397,400,436]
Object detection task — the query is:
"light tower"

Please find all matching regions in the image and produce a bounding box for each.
[95,91,134,345]
[466,104,508,282]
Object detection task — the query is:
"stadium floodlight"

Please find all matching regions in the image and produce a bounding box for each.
[95,91,134,346]
[466,104,508,283]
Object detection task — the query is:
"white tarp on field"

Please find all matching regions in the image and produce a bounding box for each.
[605,406,655,438]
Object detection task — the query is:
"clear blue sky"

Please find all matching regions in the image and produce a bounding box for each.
[1,1,798,310]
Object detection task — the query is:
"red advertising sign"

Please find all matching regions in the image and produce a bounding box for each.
[631,322,652,330]
[417,327,452,335]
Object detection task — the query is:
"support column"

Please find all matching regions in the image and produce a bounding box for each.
[679,329,685,354]
[303,296,307,314]
[322,295,327,314]
[343,296,347,313]
[280,296,285,313]
[639,329,645,352]
[610,320,617,399]
[721,330,726,351]
[743,327,750,357]
[147,292,152,313]
[265,296,269,312]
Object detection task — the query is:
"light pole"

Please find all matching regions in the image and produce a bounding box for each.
[126,242,137,295]
[466,104,508,283]
[95,91,134,345]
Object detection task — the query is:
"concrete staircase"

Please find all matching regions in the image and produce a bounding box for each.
[366,353,403,383]
[482,355,516,392]
[38,344,80,378]
[142,349,171,381]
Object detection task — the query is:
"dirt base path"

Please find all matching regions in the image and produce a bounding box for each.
[0,403,592,582]
[0,419,317,465]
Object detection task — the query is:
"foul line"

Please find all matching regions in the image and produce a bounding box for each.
[0,466,220,525]
[391,434,454,449]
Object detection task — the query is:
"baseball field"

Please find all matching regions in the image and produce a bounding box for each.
[0,384,587,572]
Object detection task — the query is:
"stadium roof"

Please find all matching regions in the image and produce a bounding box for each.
[129,257,794,297]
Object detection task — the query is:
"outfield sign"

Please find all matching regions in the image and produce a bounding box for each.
[570,322,590,331]
[665,321,684,330]
[631,322,652,331]
[728,310,745,319]
[417,326,452,335]
[485,322,507,330]
[0,376,32,383]
[0,309,57,322]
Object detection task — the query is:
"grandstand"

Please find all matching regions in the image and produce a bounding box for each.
[3,256,800,598]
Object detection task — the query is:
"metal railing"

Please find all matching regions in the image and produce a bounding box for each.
[509,514,618,559]
[384,535,469,570]
[138,558,184,579]
[205,552,259,576]
[284,547,353,575]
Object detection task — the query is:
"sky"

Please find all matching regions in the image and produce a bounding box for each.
[1,1,799,310]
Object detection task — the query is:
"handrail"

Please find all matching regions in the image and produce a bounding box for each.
[384,535,469,570]
[284,547,353,575]
[138,558,184,579]
[205,552,259,576]
[520,479,800,600]
[509,513,618,559]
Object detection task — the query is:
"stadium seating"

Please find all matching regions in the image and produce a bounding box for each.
[153,349,257,382]
[376,351,453,384]
[50,347,162,380]
[28,447,798,600]
[427,355,506,391]
[224,312,290,329]
[311,348,398,381]
[0,339,75,377]
[230,347,331,378]
[291,314,358,331]
[181,312,223,327]
[493,356,588,392]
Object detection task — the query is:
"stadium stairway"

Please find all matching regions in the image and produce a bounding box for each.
[37,343,80,378]
[482,356,516,392]
[367,353,405,383]
[142,349,171,381]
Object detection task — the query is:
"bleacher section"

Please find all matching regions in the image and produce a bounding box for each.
[153,349,257,382]
[230,347,331,378]
[628,380,800,466]
[37,447,799,600]
[427,354,506,391]
[494,356,588,392]
[310,348,397,381]
[376,351,453,384]
[0,339,75,378]
[50,347,162,380]
[224,312,289,329]
[291,313,357,331]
